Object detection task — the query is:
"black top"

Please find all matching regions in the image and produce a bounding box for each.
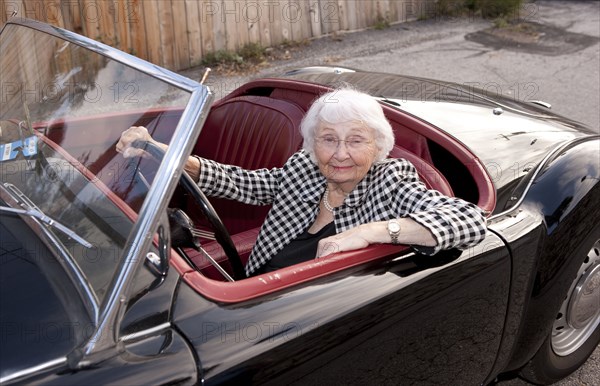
[256,222,336,274]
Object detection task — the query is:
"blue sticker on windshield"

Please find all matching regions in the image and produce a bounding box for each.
[0,136,38,162]
[22,136,38,157]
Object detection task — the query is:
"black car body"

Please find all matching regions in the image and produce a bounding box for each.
[1,18,599,385]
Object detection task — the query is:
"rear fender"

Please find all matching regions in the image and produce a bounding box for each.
[504,136,600,370]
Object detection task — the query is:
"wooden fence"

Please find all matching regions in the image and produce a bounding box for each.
[1,1,428,71]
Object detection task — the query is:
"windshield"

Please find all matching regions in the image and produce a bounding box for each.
[0,23,193,303]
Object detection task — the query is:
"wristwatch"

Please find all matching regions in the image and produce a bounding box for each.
[387,219,401,245]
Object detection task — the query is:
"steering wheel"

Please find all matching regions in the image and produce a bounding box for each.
[131,140,246,280]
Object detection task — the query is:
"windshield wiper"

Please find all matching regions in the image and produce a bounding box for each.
[0,184,92,248]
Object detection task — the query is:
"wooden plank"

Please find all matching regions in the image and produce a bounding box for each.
[244,0,261,46]
[309,0,322,37]
[82,0,102,40]
[356,0,366,28]
[142,0,162,66]
[58,0,74,30]
[287,0,302,42]
[0,0,21,23]
[37,0,62,26]
[210,0,226,52]
[115,0,131,52]
[321,0,340,35]
[20,0,40,21]
[232,0,250,49]
[19,0,39,21]
[157,0,175,69]
[199,0,216,55]
[185,0,203,67]
[336,0,347,32]
[363,0,374,28]
[221,0,240,50]
[278,0,292,43]
[257,0,272,47]
[379,0,390,24]
[345,0,358,31]
[68,0,83,34]
[296,0,312,40]
[221,0,242,50]
[387,0,398,22]
[267,0,284,45]
[391,0,402,23]
[97,0,116,47]
[128,0,148,59]
[171,0,190,69]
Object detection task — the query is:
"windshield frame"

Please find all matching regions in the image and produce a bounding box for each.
[1,18,213,364]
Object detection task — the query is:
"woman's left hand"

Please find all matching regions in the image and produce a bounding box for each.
[315,219,437,258]
[316,224,375,258]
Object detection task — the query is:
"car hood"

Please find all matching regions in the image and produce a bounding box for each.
[278,67,594,189]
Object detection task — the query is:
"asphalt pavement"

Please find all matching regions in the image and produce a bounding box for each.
[180,1,600,384]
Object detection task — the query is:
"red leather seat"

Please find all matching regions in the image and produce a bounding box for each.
[389,146,454,197]
[191,96,305,234]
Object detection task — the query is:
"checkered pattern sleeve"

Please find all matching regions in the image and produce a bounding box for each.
[196,158,283,205]
[390,160,487,254]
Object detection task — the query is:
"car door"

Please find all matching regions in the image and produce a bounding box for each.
[173,231,510,385]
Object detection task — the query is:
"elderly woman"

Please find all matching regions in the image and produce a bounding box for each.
[117,88,486,277]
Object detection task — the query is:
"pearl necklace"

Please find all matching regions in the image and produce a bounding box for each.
[323,187,348,212]
[323,187,335,212]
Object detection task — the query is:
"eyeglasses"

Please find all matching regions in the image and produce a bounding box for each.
[315,135,373,151]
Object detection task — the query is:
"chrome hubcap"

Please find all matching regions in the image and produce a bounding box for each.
[551,239,600,357]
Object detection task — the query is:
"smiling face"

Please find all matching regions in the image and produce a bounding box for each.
[314,120,379,192]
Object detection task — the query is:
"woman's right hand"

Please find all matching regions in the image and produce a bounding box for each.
[116,125,201,180]
[116,126,156,158]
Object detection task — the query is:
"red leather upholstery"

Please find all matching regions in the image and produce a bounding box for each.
[389,146,453,197]
[191,96,305,234]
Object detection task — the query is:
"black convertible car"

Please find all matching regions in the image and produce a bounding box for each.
[1,18,599,385]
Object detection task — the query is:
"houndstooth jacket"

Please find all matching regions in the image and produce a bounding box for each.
[197,150,487,276]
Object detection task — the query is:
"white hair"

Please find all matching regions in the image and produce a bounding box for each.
[300,88,395,162]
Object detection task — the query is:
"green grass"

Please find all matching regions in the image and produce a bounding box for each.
[374,15,391,30]
[201,42,266,69]
[426,0,524,19]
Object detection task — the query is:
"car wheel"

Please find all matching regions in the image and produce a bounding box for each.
[520,234,600,384]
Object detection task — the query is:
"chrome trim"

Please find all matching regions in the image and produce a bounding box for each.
[567,262,600,329]
[82,87,213,359]
[121,322,172,343]
[529,100,552,109]
[0,357,67,384]
[197,246,234,282]
[3,18,199,92]
[489,135,600,221]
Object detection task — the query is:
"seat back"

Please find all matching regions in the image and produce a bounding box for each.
[192,96,305,234]
[389,146,453,197]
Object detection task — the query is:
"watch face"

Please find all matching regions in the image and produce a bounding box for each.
[389,221,401,233]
